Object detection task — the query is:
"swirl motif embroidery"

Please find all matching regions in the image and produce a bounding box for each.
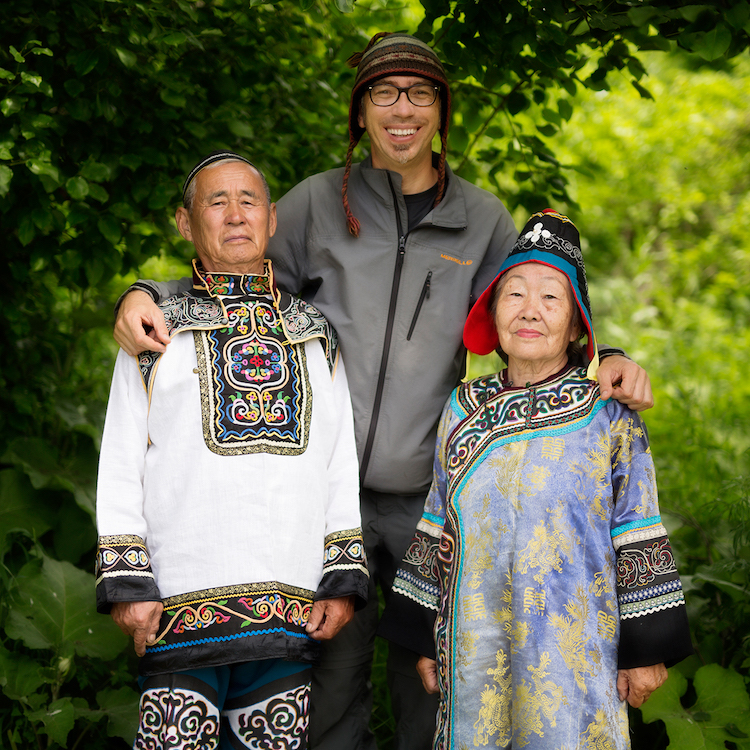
[617,539,677,589]
[235,682,309,749]
[135,687,220,749]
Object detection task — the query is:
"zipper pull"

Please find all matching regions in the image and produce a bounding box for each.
[425,270,432,299]
[398,235,406,255]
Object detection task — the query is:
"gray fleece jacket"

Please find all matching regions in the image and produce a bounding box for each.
[135,157,518,494]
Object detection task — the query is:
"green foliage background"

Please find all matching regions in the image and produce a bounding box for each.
[1,1,749,747]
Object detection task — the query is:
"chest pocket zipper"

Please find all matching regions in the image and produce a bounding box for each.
[406,271,432,341]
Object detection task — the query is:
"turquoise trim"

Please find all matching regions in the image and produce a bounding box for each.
[611,514,662,539]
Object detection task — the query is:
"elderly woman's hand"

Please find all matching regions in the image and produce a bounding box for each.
[597,355,654,411]
[616,664,668,707]
[417,655,439,694]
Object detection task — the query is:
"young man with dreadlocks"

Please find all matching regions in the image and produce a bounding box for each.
[114,33,654,750]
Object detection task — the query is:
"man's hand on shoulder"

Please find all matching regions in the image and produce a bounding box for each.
[597,354,654,412]
[111,600,164,657]
[305,596,355,641]
[114,291,170,356]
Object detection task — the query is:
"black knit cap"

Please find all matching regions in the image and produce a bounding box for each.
[343,32,451,237]
[182,150,255,205]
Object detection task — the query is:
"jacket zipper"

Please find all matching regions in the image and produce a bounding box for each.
[406,271,432,341]
[359,174,406,486]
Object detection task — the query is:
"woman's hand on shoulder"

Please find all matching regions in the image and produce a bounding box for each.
[597,355,654,411]
[617,663,668,707]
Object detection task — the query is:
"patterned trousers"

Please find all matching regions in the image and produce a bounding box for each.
[134,659,310,749]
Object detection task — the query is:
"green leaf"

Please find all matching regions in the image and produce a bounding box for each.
[10,45,24,63]
[691,24,732,61]
[335,0,355,11]
[160,88,186,108]
[63,79,85,97]
[0,164,12,197]
[506,91,529,115]
[162,31,188,45]
[66,175,89,200]
[557,99,573,121]
[0,469,52,558]
[80,161,110,182]
[115,47,137,67]
[88,183,109,203]
[97,687,139,743]
[0,67,14,80]
[27,697,76,748]
[30,46,53,57]
[98,214,122,244]
[1,96,24,116]
[642,664,750,748]
[631,80,654,100]
[6,555,128,660]
[725,1,750,29]
[628,7,659,27]
[0,645,47,701]
[17,214,36,246]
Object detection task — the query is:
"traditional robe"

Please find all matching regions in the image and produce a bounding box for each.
[382,364,691,750]
[96,261,368,676]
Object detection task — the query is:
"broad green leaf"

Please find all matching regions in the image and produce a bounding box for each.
[691,24,733,61]
[6,555,128,660]
[27,697,76,748]
[0,469,54,554]
[20,71,42,88]
[66,175,89,200]
[9,45,24,63]
[0,67,14,80]
[30,46,53,57]
[115,47,137,67]
[0,645,47,701]
[162,31,187,45]
[1,96,24,116]
[0,164,12,197]
[160,88,186,108]
[80,161,110,182]
[17,214,36,245]
[97,687,140,743]
[88,183,109,203]
[63,79,84,97]
[642,665,750,749]
[725,1,750,29]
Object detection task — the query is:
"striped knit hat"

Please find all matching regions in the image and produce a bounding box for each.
[343,32,451,237]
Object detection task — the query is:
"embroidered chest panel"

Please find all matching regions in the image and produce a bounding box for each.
[195,297,312,455]
[447,367,603,495]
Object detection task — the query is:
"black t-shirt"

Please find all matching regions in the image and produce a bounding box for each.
[404,182,439,234]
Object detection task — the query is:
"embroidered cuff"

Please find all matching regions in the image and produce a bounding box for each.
[317,529,369,608]
[95,534,161,614]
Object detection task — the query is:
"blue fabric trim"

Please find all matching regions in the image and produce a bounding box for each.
[146,626,314,653]
[423,511,444,526]
[611,514,662,539]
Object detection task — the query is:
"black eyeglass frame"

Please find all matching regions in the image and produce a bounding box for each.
[366,83,440,107]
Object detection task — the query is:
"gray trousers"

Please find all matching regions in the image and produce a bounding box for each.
[309,488,439,750]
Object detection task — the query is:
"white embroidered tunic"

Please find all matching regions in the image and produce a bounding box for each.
[96,262,368,675]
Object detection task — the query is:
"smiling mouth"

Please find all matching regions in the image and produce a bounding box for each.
[386,127,418,136]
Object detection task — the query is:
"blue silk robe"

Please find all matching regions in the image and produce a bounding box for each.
[384,365,691,750]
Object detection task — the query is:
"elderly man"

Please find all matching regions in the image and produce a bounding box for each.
[112,34,653,750]
[96,152,368,750]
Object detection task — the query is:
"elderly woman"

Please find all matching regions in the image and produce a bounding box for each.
[380,210,691,749]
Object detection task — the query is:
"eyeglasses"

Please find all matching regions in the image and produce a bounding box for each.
[367,83,440,107]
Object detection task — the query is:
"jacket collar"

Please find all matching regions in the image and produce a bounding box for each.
[354,153,467,231]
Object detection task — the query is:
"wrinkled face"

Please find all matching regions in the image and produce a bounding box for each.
[175,161,277,275]
[357,75,440,171]
[493,262,581,367]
